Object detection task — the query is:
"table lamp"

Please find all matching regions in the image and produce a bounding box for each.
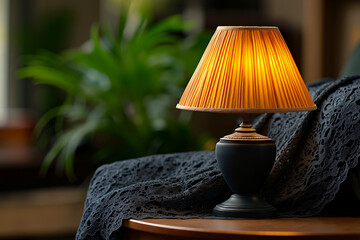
[176,26,317,218]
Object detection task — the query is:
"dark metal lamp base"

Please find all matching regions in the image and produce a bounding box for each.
[213,194,277,219]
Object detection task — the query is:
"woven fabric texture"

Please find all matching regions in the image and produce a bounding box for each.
[77,76,360,240]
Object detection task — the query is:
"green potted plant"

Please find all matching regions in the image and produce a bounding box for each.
[18,6,211,181]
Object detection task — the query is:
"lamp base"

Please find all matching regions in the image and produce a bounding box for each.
[213,194,277,219]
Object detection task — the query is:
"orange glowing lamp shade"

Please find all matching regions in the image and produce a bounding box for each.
[176,26,317,113]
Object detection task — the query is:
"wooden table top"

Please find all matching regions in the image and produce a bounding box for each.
[121,217,360,240]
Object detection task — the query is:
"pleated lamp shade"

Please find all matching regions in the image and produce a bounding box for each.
[177,26,317,113]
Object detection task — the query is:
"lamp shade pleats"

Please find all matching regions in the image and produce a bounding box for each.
[176,26,316,113]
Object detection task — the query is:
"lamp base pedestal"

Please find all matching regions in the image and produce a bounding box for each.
[213,194,276,219]
[214,121,277,219]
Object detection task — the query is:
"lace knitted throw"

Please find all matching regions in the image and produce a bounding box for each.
[77,76,360,240]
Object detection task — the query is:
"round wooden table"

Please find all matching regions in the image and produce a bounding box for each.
[119,217,360,240]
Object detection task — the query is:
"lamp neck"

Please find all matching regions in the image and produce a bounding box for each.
[221,121,273,142]
[236,122,255,133]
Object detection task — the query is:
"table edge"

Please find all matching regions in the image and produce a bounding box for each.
[122,218,360,238]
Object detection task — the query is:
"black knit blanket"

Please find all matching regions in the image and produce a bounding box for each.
[76,76,360,240]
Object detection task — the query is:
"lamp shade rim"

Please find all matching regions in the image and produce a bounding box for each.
[176,104,317,114]
[217,26,278,30]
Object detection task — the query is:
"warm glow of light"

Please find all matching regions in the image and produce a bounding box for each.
[177,26,316,113]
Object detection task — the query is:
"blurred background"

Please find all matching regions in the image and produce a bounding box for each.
[0,0,360,239]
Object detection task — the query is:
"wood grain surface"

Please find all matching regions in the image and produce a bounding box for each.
[120,217,360,240]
